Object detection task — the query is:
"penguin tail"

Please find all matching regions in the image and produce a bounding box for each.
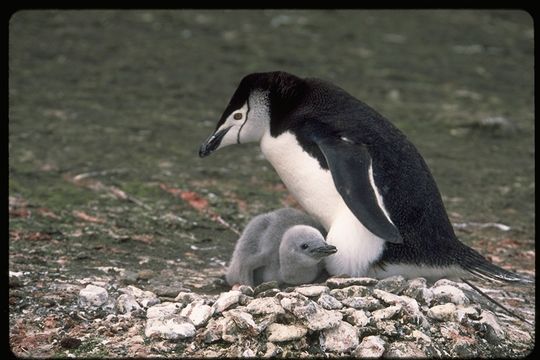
[457,244,534,284]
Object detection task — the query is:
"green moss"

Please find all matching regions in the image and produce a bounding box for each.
[9,9,534,291]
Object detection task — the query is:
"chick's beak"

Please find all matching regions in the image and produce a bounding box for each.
[311,244,338,257]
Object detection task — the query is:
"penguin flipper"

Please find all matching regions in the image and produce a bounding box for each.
[312,135,403,244]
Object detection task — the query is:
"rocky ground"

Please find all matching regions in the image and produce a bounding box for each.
[9,269,535,358]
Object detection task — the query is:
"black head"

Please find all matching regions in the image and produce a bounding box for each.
[199,71,307,157]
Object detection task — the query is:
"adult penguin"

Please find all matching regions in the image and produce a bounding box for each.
[199,71,531,283]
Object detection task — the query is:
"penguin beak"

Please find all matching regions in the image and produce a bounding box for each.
[310,244,338,257]
[199,126,232,157]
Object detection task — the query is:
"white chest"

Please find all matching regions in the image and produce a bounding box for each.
[260,131,344,229]
[260,130,386,276]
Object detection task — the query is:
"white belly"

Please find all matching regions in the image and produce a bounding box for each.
[260,130,385,276]
[261,131,341,229]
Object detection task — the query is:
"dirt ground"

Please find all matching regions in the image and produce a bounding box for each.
[9,10,534,357]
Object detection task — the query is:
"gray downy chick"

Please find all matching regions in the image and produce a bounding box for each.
[226,208,337,287]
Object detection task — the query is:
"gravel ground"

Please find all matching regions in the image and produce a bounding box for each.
[9,269,534,358]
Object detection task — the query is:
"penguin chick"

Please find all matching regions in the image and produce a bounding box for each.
[201,71,533,284]
[226,208,337,287]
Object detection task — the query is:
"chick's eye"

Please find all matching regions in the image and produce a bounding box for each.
[233,112,243,120]
[300,243,309,250]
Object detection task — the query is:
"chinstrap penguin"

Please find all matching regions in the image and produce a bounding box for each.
[200,71,532,284]
[226,208,337,286]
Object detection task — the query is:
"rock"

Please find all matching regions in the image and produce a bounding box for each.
[241,348,256,357]
[374,275,407,294]
[146,302,183,319]
[320,321,359,353]
[505,326,533,344]
[478,116,518,134]
[455,305,480,323]
[119,270,138,285]
[374,320,398,337]
[262,342,282,358]
[341,308,370,327]
[317,294,343,310]
[478,310,505,344]
[202,317,227,343]
[387,89,401,101]
[59,337,82,349]
[326,277,378,288]
[253,281,279,296]
[372,289,405,304]
[439,322,478,356]
[9,274,23,288]
[201,349,221,357]
[432,278,464,289]
[298,304,342,331]
[116,294,142,314]
[75,251,91,260]
[431,285,469,305]
[119,285,160,308]
[223,309,260,336]
[453,337,479,357]
[352,335,386,357]
[256,288,281,298]
[254,313,278,333]
[149,281,188,298]
[174,291,201,306]
[180,299,214,327]
[139,296,160,308]
[145,314,196,340]
[137,269,155,280]
[10,289,24,300]
[372,289,426,326]
[403,277,433,305]
[130,335,145,344]
[276,290,307,301]
[79,284,108,307]
[266,323,308,342]
[212,290,242,313]
[340,296,382,311]
[26,259,536,358]
[412,329,432,343]
[385,341,426,357]
[439,321,461,340]
[246,297,285,316]
[280,295,342,331]
[221,318,243,343]
[427,303,457,321]
[236,285,254,297]
[372,304,402,321]
[329,285,370,300]
[295,285,329,297]
[406,277,427,288]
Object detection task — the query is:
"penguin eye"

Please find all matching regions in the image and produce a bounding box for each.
[233,112,243,120]
[300,243,309,250]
